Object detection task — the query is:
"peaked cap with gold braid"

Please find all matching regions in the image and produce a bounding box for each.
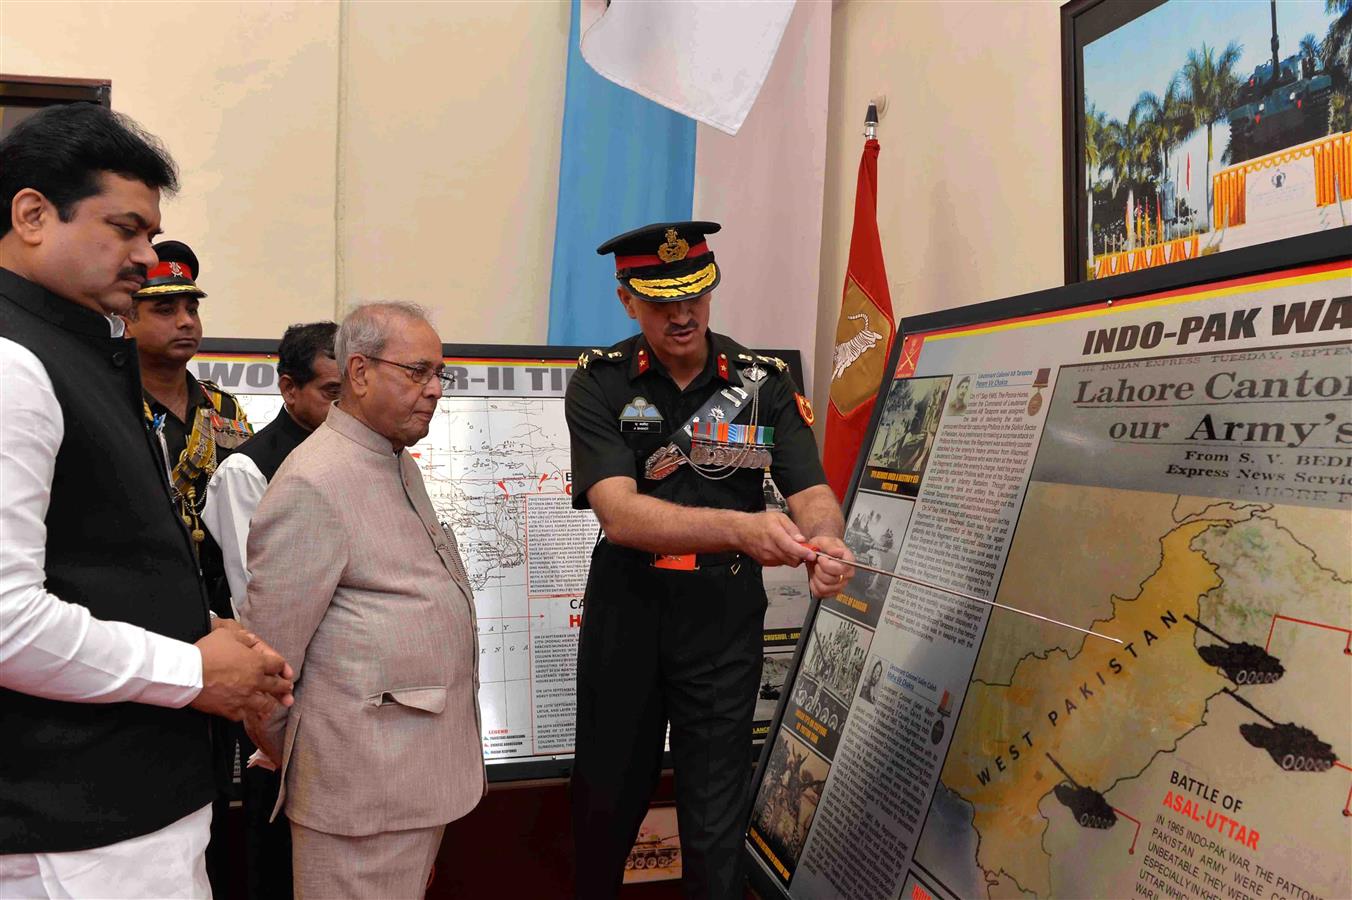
[134,239,207,299]
[597,221,721,302]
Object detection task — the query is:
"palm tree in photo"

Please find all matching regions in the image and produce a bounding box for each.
[1103,110,1149,247]
[1326,0,1352,81]
[1300,33,1321,74]
[1181,41,1244,230]
[1133,78,1192,235]
[1084,104,1107,258]
[1324,0,1352,131]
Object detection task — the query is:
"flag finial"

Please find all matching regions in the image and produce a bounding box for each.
[864,102,879,140]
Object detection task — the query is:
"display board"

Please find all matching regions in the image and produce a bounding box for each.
[746,231,1351,900]
[192,340,809,782]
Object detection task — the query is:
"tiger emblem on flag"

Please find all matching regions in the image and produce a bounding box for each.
[831,312,883,382]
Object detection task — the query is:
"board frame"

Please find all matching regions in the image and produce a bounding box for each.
[743,227,1351,897]
[1060,0,1352,284]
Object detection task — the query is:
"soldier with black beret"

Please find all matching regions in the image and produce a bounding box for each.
[566,221,855,899]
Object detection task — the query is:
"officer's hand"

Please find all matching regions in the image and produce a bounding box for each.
[805,536,855,599]
[191,627,294,722]
[740,511,816,567]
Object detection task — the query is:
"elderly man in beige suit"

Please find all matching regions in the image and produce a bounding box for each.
[241,301,483,899]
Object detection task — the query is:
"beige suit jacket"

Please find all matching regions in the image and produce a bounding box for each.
[241,404,484,836]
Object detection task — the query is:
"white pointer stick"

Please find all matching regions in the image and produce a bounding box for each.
[805,545,1123,645]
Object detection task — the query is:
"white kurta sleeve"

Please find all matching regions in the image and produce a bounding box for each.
[202,452,268,617]
[0,337,202,707]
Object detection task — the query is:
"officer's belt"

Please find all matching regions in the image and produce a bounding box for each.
[601,540,745,571]
[644,375,765,480]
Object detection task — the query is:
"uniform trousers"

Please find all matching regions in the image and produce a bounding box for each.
[571,541,766,900]
[290,821,444,900]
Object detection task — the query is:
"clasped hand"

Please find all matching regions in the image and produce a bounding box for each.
[191,618,294,722]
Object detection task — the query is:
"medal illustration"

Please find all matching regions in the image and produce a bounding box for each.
[1027,367,1051,416]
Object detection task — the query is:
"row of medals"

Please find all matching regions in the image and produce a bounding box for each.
[690,361,771,470]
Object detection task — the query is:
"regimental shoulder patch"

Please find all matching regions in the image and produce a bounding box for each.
[795,392,814,426]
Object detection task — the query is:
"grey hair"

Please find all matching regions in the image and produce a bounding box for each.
[334,301,432,378]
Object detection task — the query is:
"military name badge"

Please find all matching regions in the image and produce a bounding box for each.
[795,393,814,426]
[619,396,664,433]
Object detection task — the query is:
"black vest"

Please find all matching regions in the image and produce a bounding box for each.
[0,268,215,852]
[234,405,311,482]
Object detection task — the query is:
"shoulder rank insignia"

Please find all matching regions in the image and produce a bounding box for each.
[795,392,814,426]
[755,354,788,374]
[577,347,610,370]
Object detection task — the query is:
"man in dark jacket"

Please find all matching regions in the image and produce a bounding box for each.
[0,102,293,899]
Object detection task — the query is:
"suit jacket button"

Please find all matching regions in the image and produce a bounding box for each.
[112,351,127,367]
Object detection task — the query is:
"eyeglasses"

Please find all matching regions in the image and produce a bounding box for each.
[365,356,456,394]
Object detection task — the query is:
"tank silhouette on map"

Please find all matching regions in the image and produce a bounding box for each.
[760,679,781,701]
[1046,753,1117,829]
[1225,0,1335,164]
[1186,615,1285,685]
[1223,688,1338,772]
[625,837,679,871]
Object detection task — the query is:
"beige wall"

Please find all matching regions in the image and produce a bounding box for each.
[0,0,341,338]
[4,0,1064,374]
[813,0,1065,416]
[339,1,567,343]
[0,0,568,345]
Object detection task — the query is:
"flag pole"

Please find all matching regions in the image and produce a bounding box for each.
[864,102,878,140]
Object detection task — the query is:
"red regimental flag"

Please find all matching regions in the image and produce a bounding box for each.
[822,138,894,501]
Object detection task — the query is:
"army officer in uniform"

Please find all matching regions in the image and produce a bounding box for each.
[122,239,253,896]
[566,221,855,899]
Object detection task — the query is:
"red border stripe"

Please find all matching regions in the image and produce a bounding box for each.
[920,258,1350,339]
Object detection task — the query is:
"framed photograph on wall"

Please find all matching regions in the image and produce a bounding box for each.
[1061,0,1352,283]
[0,75,110,141]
